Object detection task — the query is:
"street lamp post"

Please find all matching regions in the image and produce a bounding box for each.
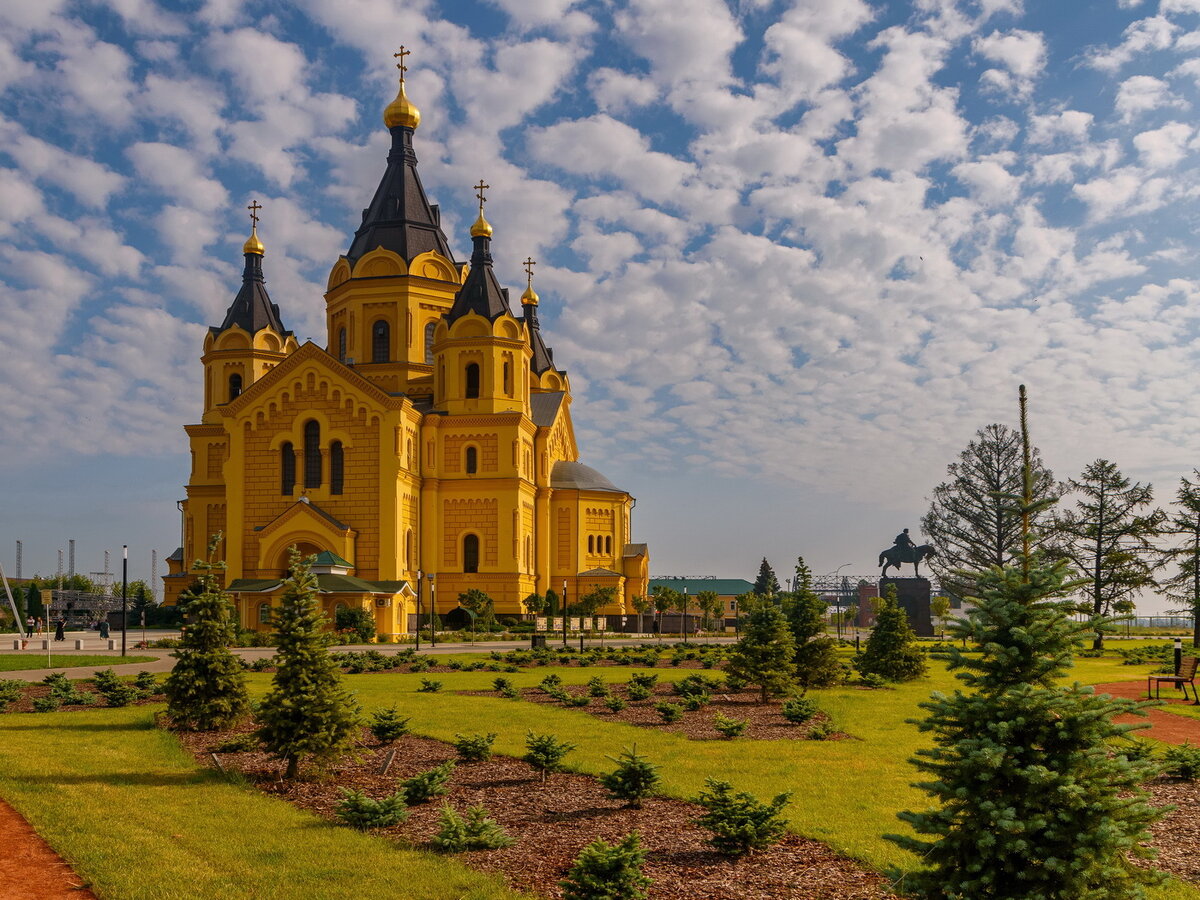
[429,575,437,647]
[826,563,851,639]
[682,587,689,644]
[121,545,128,657]
[415,569,423,652]
[562,579,569,647]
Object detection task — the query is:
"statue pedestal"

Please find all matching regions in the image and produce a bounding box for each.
[879,577,933,637]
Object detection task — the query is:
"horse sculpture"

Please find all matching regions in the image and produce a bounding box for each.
[878,543,936,578]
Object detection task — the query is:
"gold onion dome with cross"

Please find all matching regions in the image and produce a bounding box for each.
[521,257,539,305]
[242,200,264,255]
[383,45,421,130]
[470,178,493,238]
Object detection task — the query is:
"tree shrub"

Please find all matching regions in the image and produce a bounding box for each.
[0,680,22,708]
[1163,742,1200,781]
[453,732,497,761]
[600,745,661,808]
[564,694,590,708]
[134,671,159,693]
[32,696,60,712]
[781,696,819,725]
[654,702,683,723]
[400,760,456,804]
[587,676,609,697]
[99,681,141,707]
[334,606,376,643]
[628,672,658,689]
[853,586,926,683]
[256,549,361,778]
[695,779,791,855]
[605,696,628,713]
[524,732,576,781]
[560,832,651,900]
[725,600,797,703]
[163,536,250,731]
[492,676,514,693]
[335,788,408,829]
[418,678,444,693]
[712,713,747,738]
[431,804,513,852]
[369,706,411,743]
[626,683,652,701]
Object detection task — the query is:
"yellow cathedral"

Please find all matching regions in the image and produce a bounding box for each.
[163,58,649,636]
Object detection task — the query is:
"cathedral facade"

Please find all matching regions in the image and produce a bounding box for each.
[163,63,649,635]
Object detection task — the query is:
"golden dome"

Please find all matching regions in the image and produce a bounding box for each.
[520,283,539,305]
[384,79,421,130]
[242,224,264,255]
[470,211,493,238]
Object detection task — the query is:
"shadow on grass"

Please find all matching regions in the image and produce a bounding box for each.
[0,720,156,732]
[13,771,226,787]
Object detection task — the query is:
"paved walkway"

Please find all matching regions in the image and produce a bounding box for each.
[1094,680,1200,745]
[0,799,96,899]
[0,632,735,682]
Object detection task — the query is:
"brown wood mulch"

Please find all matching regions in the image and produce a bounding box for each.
[464,681,846,742]
[0,683,164,714]
[0,799,97,899]
[178,727,898,900]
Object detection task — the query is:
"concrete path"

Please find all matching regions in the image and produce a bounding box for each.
[0,632,736,681]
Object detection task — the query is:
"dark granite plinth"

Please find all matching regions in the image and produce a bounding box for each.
[879,577,933,637]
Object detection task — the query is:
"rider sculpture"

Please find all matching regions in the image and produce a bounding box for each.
[879,528,935,578]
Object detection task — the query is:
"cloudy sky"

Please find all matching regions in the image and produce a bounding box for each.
[1,0,1199,609]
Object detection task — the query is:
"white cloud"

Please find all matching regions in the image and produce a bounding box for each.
[1087,16,1178,71]
[1115,74,1185,121]
[613,0,742,86]
[1073,167,1170,221]
[1133,121,1193,168]
[127,142,229,212]
[973,29,1046,96]
[588,68,659,112]
[1026,109,1093,145]
[0,120,127,207]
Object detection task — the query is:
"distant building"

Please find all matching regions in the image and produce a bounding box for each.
[648,577,754,628]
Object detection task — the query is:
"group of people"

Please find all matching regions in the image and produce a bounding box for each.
[22,615,67,640]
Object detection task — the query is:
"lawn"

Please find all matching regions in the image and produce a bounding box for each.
[0,654,157,672]
[1,652,1197,899]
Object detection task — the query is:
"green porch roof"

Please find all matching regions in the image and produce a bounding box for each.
[225,575,405,595]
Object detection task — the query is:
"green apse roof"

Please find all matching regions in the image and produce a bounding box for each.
[311,550,353,568]
[647,578,754,596]
[226,575,406,595]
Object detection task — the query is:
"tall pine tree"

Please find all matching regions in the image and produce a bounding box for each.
[725,597,796,702]
[257,549,361,778]
[163,534,249,730]
[752,558,780,596]
[1162,471,1200,648]
[889,386,1163,900]
[784,557,843,689]
[1051,458,1164,649]
[921,423,1056,602]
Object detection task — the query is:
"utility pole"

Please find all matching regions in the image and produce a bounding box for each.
[14,541,21,580]
[68,539,75,579]
[121,545,128,657]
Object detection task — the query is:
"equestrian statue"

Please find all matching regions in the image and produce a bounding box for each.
[879,528,935,578]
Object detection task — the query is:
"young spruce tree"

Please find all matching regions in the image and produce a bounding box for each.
[785,557,844,689]
[725,598,796,703]
[163,534,249,730]
[257,548,361,778]
[888,386,1164,900]
[854,585,926,682]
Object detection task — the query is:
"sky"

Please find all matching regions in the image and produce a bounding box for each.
[1,0,1199,612]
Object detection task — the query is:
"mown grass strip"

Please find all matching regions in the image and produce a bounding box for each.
[0,655,157,672]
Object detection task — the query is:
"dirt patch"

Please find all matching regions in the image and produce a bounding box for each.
[178,728,896,900]
[465,681,847,742]
[1091,681,1200,746]
[0,798,97,899]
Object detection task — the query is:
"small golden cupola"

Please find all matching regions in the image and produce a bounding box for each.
[383,45,421,130]
[242,200,265,255]
[469,178,493,239]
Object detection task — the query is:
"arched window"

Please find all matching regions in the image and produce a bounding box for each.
[463,534,480,573]
[588,535,594,554]
[258,603,271,624]
[330,441,344,494]
[525,535,532,571]
[424,321,437,364]
[406,529,415,570]
[338,327,347,362]
[372,320,389,363]
[465,363,480,398]
[503,361,512,396]
[281,442,295,494]
[465,446,478,474]
[228,373,242,401]
[605,536,612,554]
[304,420,321,488]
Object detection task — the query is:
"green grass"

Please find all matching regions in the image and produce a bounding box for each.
[0,706,528,900]
[0,655,157,672]
[2,654,1197,900]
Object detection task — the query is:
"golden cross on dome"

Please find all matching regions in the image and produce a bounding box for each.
[523,256,536,285]
[394,45,411,81]
[247,200,262,227]
[474,179,490,213]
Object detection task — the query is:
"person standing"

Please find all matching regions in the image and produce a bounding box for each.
[24,615,33,637]
[54,616,65,641]
[35,617,44,635]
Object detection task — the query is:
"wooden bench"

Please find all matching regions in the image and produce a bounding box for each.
[1149,655,1199,703]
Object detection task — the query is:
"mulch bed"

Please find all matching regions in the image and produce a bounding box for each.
[178,727,898,900]
[0,682,164,714]
[464,681,846,742]
[1137,778,1200,882]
